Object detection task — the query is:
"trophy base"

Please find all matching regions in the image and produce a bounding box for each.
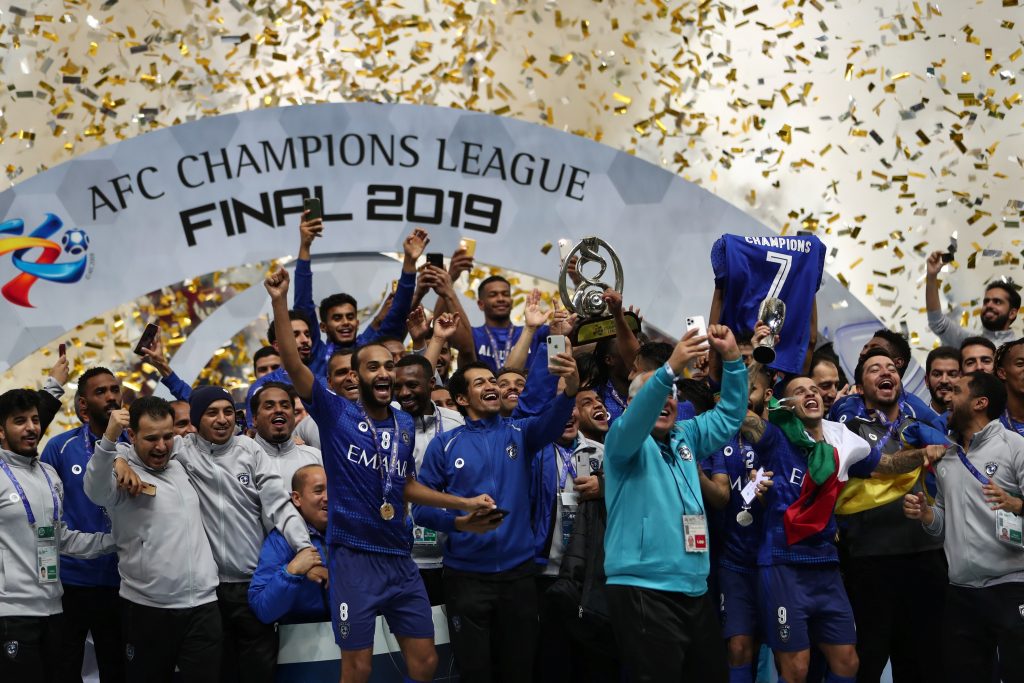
[572,312,641,345]
[752,345,776,364]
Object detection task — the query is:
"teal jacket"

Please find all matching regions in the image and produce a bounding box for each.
[603,359,748,595]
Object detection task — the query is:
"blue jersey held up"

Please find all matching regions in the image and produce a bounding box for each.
[711,234,825,374]
[306,380,416,556]
[471,324,549,373]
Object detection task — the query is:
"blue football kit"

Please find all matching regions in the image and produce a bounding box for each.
[305,380,433,650]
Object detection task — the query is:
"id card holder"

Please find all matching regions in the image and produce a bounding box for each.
[683,514,708,553]
[996,510,1024,548]
[560,491,579,508]
[36,525,59,584]
[413,525,438,546]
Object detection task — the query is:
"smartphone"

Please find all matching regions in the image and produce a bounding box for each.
[685,315,708,340]
[942,233,958,263]
[426,252,444,269]
[58,343,66,357]
[574,451,591,478]
[491,508,511,519]
[459,237,476,257]
[303,197,322,221]
[133,323,159,356]
[547,334,567,364]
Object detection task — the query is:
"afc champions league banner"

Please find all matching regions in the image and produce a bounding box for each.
[0,102,876,368]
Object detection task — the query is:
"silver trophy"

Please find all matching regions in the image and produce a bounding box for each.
[558,237,639,344]
[752,297,786,364]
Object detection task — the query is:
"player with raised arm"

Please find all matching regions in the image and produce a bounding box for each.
[265,267,495,683]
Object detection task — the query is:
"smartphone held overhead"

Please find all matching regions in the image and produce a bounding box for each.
[133,323,159,356]
[303,197,322,221]
[547,335,567,365]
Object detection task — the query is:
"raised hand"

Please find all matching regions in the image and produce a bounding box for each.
[524,289,551,330]
[140,332,172,377]
[449,247,474,281]
[404,228,430,261]
[926,250,945,277]
[707,324,740,362]
[668,328,710,375]
[548,342,581,396]
[105,407,130,443]
[299,213,323,250]
[602,288,623,316]
[426,265,454,296]
[264,268,290,300]
[48,351,70,386]
[406,306,431,344]
[433,312,461,341]
[549,304,578,337]
[751,321,778,349]
[114,458,144,497]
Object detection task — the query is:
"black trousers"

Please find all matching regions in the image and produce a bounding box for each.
[942,582,1024,683]
[606,584,726,683]
[444,569,539,683]
[216,582,278,683]
[120,599,222,683]
[534,575,620,683]
[59,584,124,683]
[420,567,445,606]
[0,614,65,682]
[842,549,947,683]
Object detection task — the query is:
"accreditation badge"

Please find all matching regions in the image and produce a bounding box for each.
[35,525,59,584]
[996,510,1024,548]
[413,525,438,546]
[683,515,708,553]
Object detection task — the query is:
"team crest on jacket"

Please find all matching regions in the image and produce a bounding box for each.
[237,473,251,486]
[985,462,999,477]
[678,444,693,461]
[452,615,462,632]
[506,442,518,460]
[1018,604,1024,620]
[126,644,135,661]
[4,641,17,659]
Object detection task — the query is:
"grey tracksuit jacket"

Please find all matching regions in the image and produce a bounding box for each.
[0,449,115,617]
[924,420,1024,587]
[85,437,219,609]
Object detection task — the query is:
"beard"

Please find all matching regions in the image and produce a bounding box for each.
[981,312,1010,331]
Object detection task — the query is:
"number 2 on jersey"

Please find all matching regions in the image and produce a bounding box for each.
[765,251,793,299]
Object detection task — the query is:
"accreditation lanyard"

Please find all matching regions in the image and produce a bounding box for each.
[872,410,902,452]
[607,383,627,411]
[954,444,990,486]
[483,325,515,366]
[555,444,577,491]
[0,457,58,527]
[358,405,401,504]
[1003,411,1024,439]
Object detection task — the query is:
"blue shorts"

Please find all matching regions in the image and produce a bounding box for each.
[718,564,760,640]
[758,564,856,652]
[329,544,434,650]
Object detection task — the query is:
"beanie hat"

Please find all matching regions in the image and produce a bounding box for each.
[189,385,233,427]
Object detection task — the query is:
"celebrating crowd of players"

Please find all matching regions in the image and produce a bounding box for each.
[1,217,1023,683]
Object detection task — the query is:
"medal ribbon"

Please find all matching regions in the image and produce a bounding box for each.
[483,325,515,367]
[555,444,577,490]
[1002,410,1024,439]
[955,444,990,486]
[358,404,401,509]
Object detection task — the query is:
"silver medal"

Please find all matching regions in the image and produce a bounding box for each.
[736,509,754,527]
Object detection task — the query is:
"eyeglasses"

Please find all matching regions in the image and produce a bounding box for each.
[994,338,1024,368]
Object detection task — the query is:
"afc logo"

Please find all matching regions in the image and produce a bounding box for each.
[0,214,92,307]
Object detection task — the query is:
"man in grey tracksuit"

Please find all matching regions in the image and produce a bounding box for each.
[904,371,1024,683]
[0,389,116,681]
[116,385,312,683]
[86,397,222,683]
[249,381,323,489]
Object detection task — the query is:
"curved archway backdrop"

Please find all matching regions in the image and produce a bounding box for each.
[0,102,879,370]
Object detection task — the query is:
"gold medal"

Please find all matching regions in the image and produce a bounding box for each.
[380,502,395,521]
